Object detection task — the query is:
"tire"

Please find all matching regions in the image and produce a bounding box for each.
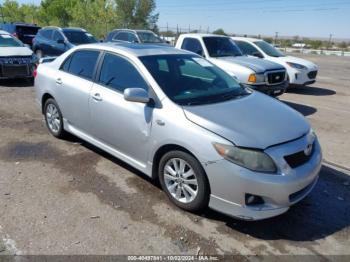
[44,98,66,138]
[158,150,210,212]
[35,49,43,59]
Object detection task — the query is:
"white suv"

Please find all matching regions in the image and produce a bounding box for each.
[232,37,318,87]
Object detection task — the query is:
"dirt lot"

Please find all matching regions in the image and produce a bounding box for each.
[0,54,349,259]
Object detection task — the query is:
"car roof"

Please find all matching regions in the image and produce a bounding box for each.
[231,36,262,42]
[110,29,154,34]
[180,33,229,38]
[78,42,192,57]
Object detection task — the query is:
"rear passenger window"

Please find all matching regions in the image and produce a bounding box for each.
[99,53,148,92]
[60,50,99,80]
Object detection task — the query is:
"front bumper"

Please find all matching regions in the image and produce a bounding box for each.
[0,63,35,79]
[288,68,318,86]
[245,80,288,96]
[205,136,322,220]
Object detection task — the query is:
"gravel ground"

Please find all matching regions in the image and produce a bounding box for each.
[0,53,349,259]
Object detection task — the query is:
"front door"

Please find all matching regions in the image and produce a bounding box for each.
[89,53,153,168]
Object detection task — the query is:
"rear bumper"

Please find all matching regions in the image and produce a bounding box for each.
[0,63,35,79]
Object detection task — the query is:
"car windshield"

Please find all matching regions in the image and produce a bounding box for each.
[0,34,23,47]
[254,41,285,57]
[63,30,97,45]
[140,54,248,106]
[203,37,243,57]
[137,31,163,43]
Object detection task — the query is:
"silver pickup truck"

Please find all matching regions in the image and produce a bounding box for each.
[176,34,288,96]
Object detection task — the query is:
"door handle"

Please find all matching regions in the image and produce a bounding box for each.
[56,78,62,85]
[92,93,103,102]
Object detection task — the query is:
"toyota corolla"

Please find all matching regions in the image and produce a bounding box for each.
[34,43,322,220]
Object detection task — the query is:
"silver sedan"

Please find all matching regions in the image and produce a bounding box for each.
[34,43,322,220]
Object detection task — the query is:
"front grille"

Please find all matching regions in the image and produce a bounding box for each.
[267,71,285,85]
[308,70,318,79]
[1,65,29,77]
[0,56,32,65]
[284,142,314,168]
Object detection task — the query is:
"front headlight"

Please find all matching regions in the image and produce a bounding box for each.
[286,62,307,70]
[213,143,277,173]
[248,73,265,83]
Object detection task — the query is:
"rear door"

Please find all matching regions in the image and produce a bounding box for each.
[55,49,101,133]
[89,52,153,168]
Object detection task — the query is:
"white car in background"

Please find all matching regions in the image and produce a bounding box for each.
[232,37,318,87]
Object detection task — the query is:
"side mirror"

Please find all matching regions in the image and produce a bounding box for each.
[124,88,150,103]
[252,52,263,58]
[57,39,65,44]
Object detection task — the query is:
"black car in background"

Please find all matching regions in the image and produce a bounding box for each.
[0,22,41,46]
[32,26,97,58]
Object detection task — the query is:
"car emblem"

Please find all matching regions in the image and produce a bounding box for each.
[304,143,313,156]
[275,75,280,80]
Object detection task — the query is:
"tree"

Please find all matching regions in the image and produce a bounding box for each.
[1,0,25,22]
[212,28,226,35]
[115,0,158,29]
[39,0,78,27]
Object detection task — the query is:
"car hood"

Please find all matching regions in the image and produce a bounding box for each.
[277,56,318,70]
[216,56,285,73]
[183,92,310,149]
[0,46,33,57]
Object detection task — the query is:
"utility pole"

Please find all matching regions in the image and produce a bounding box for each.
[328,34,333,50]
[274,32,279,45]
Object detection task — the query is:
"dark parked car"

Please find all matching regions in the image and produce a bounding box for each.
[105,29,168,45]
[32,27,97,58]
[0,22,41,46]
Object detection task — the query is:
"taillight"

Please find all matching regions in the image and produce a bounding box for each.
[33,67,37,78]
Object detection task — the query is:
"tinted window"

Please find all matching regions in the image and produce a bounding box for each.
[181,38,203,55]
[254,41,285,57]
[63,30,97,44]
[62,50,99,80]
[53,31,64,41]
[114,32,129,41]
[41,29,53,39]
[235,40,260,56]
[140,55,246,106]
[16,26,40,35]
[137,32,162,43]
[203,37,242,57]
[99,53,148,92]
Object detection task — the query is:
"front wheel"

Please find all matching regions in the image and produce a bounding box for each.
[158,151,210,212]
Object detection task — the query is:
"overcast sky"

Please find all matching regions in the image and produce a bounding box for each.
[16,0,350,39]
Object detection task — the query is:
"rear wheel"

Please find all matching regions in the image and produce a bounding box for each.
[44,98,66,138]
[158,151,210,211]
